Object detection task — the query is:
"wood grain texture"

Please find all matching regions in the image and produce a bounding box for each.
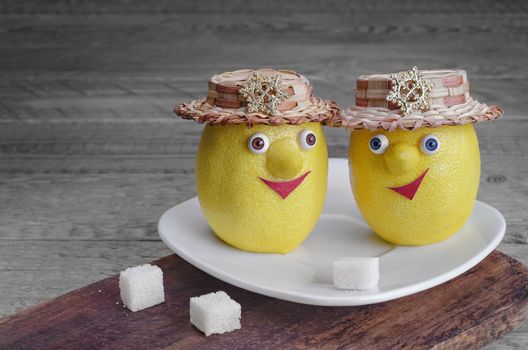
[0,250,527,350]
[0,0,527,348]
[0,240,171,316]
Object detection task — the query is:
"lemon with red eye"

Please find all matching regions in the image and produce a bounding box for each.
[196,122,327,253]
[349,124,480,245]
[176,68,339,252]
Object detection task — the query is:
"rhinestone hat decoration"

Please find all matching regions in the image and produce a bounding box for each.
[239,72,288,116]
[386,67,434,116]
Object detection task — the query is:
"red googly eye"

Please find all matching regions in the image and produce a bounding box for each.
[251,137,265,150]
[306,133,316,146]
[248,133,269,154]
[299,130,317,150]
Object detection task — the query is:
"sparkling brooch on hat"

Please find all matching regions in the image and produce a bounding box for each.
[386,66,434,116]
[239,72,288,116]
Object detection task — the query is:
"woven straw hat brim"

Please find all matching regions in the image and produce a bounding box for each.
[174,96,340,126]
[336,98,503,131]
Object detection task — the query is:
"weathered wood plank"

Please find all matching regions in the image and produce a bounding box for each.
[484,332,528,350]
[1,13,527,48]
[0,240,171,317]
[1,0,527,15]
[0,119,525,159]
[0,72,523,116]
[0,173,195,240]
[0,9,526,113]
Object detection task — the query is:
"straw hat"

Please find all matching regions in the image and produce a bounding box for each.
[338,67,503,131]
[174,69,339,126]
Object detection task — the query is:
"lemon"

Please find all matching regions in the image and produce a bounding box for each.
[196,122,327,253]
[348,124,480,245]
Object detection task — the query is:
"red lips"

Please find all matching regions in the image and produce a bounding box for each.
[389,169,429,200]
[259,171,311,199]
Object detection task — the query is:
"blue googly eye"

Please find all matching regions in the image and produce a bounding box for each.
[369,134,389,154]
[420,135,440,155]
[370,138,381,150]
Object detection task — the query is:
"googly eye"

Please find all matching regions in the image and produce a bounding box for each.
[420,135,440,155]
[369,134,389,154]
[248,133,270,154]
[299,129,317,150]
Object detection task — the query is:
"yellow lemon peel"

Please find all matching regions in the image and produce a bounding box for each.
[348,124,480,245]
[197,122,328,253]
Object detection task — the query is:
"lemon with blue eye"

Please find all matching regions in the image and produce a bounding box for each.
[349,124,480,245]
[196,122,328,253]
[344,67,503,245]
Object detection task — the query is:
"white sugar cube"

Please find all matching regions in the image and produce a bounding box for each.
[190,291,241,336]
[119,264,165,312]
[333,257,379,290]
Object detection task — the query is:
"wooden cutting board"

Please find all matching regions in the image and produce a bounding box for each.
[1,250,527,350]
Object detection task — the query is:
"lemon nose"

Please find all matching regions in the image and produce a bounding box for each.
[384,143,420,175]
[266,138,303,179]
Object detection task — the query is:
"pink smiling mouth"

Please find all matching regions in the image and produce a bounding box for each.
[388,169,429,200]
[259,171,311,199]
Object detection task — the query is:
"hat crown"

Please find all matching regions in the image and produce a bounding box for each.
[356,68,470,113]
[206,69,313,115]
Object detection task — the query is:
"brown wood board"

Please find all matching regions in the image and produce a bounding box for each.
[0,250,527,350]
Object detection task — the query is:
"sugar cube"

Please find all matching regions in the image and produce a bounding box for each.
[119,264,165,312]
[190,291,241,336]
[333,257,379,290]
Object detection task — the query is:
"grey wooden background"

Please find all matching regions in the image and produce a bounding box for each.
[0,0,526,348]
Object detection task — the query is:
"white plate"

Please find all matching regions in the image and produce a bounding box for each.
[158,158,505,306]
